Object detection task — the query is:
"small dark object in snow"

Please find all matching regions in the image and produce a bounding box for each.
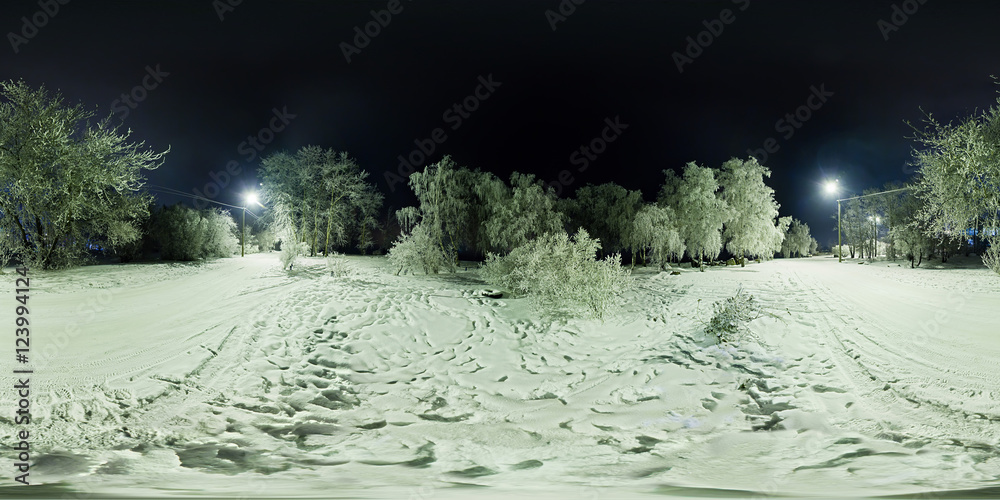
[670,271,681,276]
[476,289,503,298]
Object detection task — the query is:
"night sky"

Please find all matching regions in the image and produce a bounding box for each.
[3,0,999,246]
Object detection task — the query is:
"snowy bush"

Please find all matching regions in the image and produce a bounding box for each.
[480,229,634,320]
[983,245,1000,275]
[386,223,449,275]
[151,205,237,261]
[201,209,239,258]
[254,228,276,252]
[704,287,773,345]
[326,252,351,277]
[280,240,309,270]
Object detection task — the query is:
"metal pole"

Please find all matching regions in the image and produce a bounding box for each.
[241,206,246,257]
[838,200,842,263]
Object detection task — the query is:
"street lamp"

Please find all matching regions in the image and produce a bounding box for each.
[828,184,912,263]
[242,192,263,257]
[824,180,842,262]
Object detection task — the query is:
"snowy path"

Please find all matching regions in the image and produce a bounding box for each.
[2,254,999,498]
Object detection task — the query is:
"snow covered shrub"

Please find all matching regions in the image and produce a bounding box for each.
[386,223,449,275]
[326,252,351,277]
[201,209,239,258]
[280,240,309,270]
[254,228,276,252]
[704,287,773,345]
[150,205,238,260]
[983,244,1000,275]
[480,229,634,319]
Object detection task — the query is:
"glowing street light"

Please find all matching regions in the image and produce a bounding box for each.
[823,180,843,262]
[242,191,264,257]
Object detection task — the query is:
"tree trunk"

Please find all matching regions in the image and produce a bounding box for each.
[324,191,345,257]
[311,211,319,256]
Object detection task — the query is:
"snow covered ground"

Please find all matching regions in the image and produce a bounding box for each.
[2,253,1000,499]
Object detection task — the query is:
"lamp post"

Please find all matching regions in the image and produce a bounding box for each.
[824,180,842,262]
[828,185,911,263]
[243,192,261,257]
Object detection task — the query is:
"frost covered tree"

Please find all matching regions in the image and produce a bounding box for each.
[718,157,785,263]
[395,158,557,262]
[890,189,936,268]
[627,204,685,269]
[780,218,812,258]
[561,183,643,257]
[405,156,477,270]
[0,80,167,269]
[908,92,1000,271]
[482,172,564,253]
[838,198,866,259]
[259,147,381,256]
[259,151,306,249]
[658,162,731,264]
[352,183,384,254]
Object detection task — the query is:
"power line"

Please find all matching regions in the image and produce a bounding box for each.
[836,186,913,203]
[146,185,263,222]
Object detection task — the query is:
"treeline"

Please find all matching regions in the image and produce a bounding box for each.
[117,204,242,262]
[384,155,810,275]
[3,79,821,272]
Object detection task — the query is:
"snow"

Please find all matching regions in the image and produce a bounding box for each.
[3,253,1000,498]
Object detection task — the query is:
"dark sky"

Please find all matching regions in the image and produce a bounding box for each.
[3,0,999,246]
